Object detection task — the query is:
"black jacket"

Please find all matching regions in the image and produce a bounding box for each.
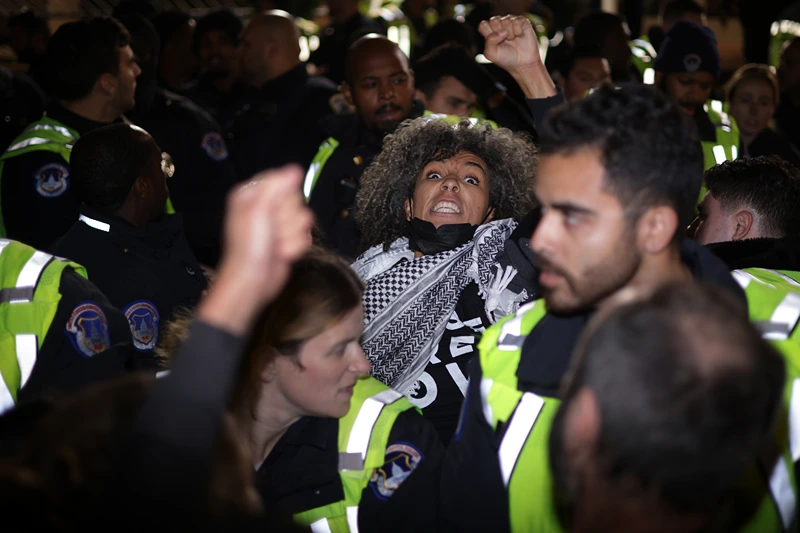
[745,128,800,167]
[232,64,338,179]
[50,207,207,363]
[440,239,747,532]
[130,86,237,267]
[308,100,425,259]
[0,66,45,153]
[707,235,800,272]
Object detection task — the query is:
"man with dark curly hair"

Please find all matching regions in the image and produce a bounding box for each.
[439,17,798,524]
[352,115,539,445]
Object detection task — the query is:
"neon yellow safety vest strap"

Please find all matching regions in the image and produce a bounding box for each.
[478,300,565,533]
[630,37,657,85]
[701,101,740,171]
[0,239,87,413]
[293,376,414,533]
[731,270,800,532]
[480,293,800,533]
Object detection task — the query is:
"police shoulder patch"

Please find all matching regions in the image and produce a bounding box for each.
[65,301,110,357]
[122,300,161,352]
[368,442,424,501]
[201,131,229,162]
[33,162,70,198]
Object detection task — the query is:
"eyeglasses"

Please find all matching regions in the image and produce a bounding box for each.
[161,152,175,179]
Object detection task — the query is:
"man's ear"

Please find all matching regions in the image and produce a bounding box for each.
[341,81,354,106]
[261,357,277,383]
[408,68,415,90]
[732,210,754,241]
[636,206,678,255]
[97,72,118,97]
[133,175,149,199]
[404,198,412,221]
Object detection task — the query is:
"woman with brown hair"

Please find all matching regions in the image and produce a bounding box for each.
[160,248,443,533]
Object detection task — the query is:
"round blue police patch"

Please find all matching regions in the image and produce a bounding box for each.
[201,131,229,162]
[33,163,70,198]
[65,301,110,357]
[122,300,161,352]
[368,442,424,501]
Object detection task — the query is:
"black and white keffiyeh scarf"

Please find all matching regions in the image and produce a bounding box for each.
[352,219,529,393]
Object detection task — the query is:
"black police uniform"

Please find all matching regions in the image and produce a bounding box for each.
[308,13,386,85]
[308,100,425,259]
[183,75,253,139]
[0,103,119,251]
[50,207,207,365]
[231,64,338,179]
[0,66,46,153]
[255,408,443,532]
[19,267,133,403]
[129,87,237,267]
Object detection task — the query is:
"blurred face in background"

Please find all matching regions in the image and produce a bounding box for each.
[728,78,776,141]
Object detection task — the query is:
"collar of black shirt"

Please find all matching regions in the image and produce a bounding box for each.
[78,206,185,249]
[259,63,308,99]
[45,102,120,137]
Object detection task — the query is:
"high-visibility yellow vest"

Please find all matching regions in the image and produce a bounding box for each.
[293,376,413,532]
[0,238,87,414]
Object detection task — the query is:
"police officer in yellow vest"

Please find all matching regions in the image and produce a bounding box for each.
[0,17,142,251]
[161,250,442,532]
[440,81,798,532]
[696,156,800,296]
[0,238,133,415]
[654,21,740,172]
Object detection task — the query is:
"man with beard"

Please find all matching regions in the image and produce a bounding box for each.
[440,17,799,533]
[654,21,740,171]
[547,282,785,533]
[183,9,250,135]
[118,14,236,267]
[0,17,141,251]
[304,35,417,258]
[232,11,338,180]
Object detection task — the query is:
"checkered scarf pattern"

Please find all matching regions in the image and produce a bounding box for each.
[358,219,517,393]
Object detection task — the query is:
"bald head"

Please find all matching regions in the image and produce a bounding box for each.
[344,34,409,85]
[341,34,414,138]
[239,10,301,86]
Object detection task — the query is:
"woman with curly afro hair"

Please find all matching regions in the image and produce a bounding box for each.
[352,115,539,444]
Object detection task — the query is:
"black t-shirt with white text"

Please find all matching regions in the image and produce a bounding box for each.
[407,282,490,445]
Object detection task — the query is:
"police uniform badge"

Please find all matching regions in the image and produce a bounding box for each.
[65,301,110,357]
[201,131,229,162]
[122,300,161,352]
[369,442,424,501]
[683,53,702,73]
[33,163,70,198]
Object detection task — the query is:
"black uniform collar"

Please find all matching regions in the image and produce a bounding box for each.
[516,238,744,396]
[259,63,308,98]
[706,236,800,272]
[78,206,184,246]
[46,102,118,137]
[268,416,338,459]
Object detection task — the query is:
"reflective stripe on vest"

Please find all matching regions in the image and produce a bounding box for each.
[0,242,58,412]
[735,270,800,340]
[79,214,111,233]
[310,508,360,533]
[6,136,74,153]
[344,388,403,467]
[304,138,340,201]
[769,457,796,530]
[791,378,800,463]
[498,391,545,487]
